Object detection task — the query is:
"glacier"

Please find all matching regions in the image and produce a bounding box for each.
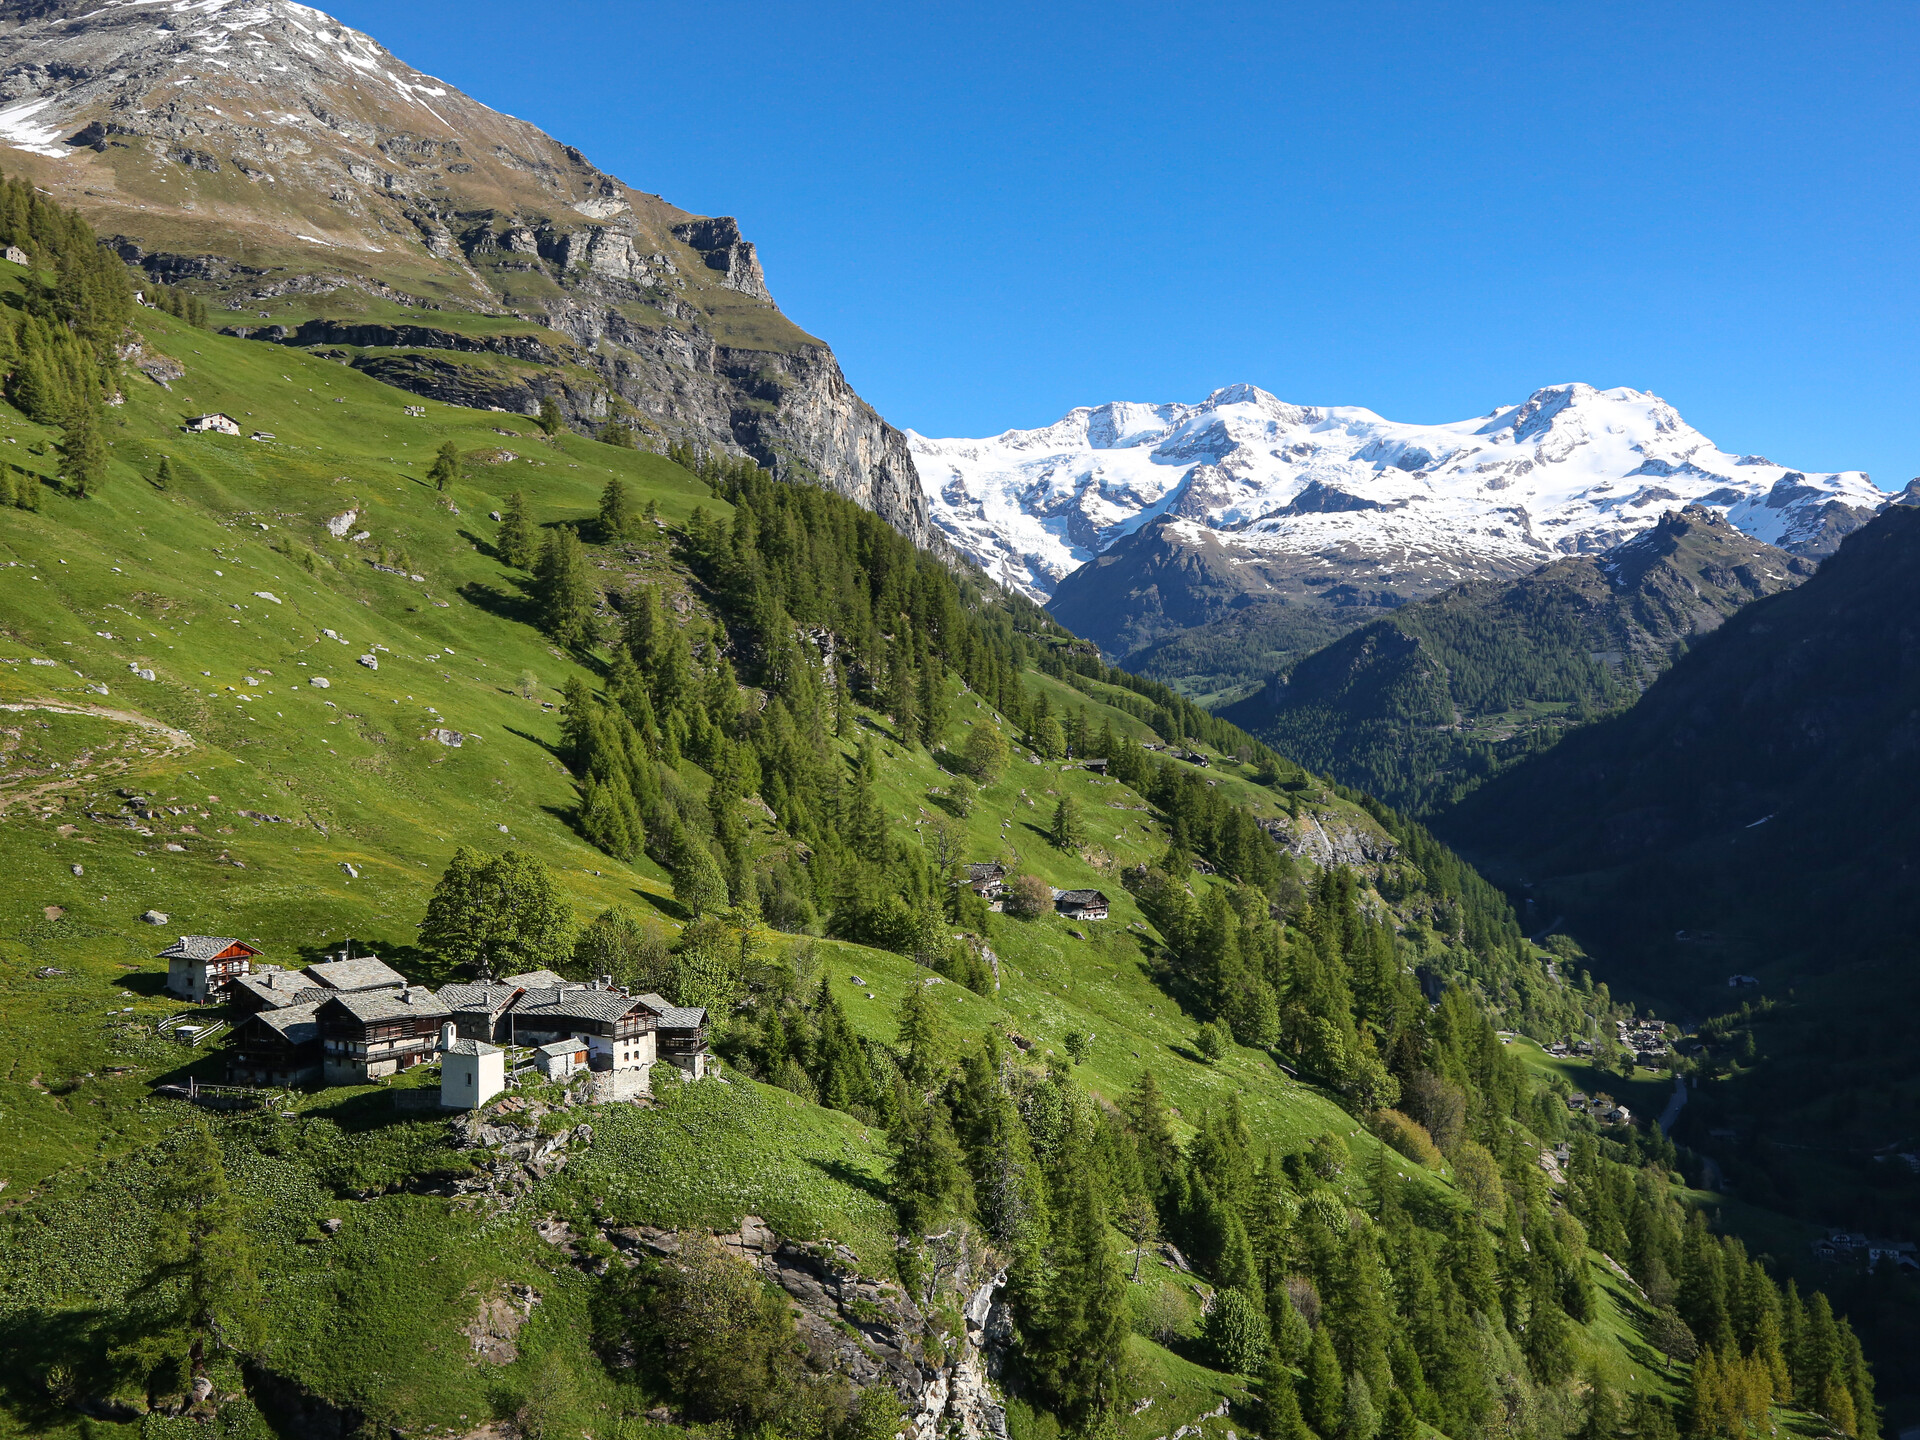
[907,383,1885,603]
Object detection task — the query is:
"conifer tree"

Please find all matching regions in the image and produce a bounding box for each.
[889,1099,970,1235]
[1259,1351,1316,1440]
[667,819,729,919]
[497,490,535,568]
[537,393,564,435]
[1304,1323,1344,1437]
[111,1125,265,1400]
[428,439,459,491]
[810,978,874,1114]
[599,475,632,540]
[1048,794,1082,851]
[59,397,106,497]
[535,526,596,647]
[1027,1165,1129,1424]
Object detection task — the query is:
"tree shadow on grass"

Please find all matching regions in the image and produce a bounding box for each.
[457,578,537,628]
[810,1155,891,1207]
[639,889,690,924]
[505,724,563,761]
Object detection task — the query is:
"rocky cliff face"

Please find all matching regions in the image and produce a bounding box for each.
[0,0,933,544]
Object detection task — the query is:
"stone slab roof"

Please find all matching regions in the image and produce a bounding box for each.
[157,935,257,961]
[514,987,649,1023]
[251,1002,322,1044]
[436,981,523,1013]
[499,968,568,989]
[304,956,407,992]
[321,986,450,1023]
[232,971,326,1009]
[444,1038,501,1057]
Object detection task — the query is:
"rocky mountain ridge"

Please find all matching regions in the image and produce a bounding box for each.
[0,0,934,542]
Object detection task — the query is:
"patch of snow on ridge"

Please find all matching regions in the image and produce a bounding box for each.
[908,383,1883,602]
[0,97,73,157]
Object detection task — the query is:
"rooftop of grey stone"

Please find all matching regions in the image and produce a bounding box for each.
[318,985,450,1022]
[304,956,407,991]
[156,935,252,960]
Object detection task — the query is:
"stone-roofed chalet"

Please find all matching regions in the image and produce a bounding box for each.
[965,863,1007,897]
[436,980,526,1044]
[499,968,568,989]
[318,985,450,1084]
[230,966,326,1015]
[159,935,261,1004]
[507,982,661,1077]
[1051,888,1110,921]
[639,992,711,1078]
[227,1000,323,1087]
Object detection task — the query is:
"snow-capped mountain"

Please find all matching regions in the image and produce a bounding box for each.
[909,383,1886,604]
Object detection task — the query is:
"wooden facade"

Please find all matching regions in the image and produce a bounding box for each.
[318,987,450,1084]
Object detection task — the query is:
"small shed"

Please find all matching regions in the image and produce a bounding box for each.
[185,412,241,435]
[1080,758,1109,776]
[533,1037,588,1079]
[441,1037,504,1110]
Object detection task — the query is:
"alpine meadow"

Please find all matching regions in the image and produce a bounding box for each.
[0,5,1908,1440]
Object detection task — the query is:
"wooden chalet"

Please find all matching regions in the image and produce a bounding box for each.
[318,985,450,1084]
[965,862,1008,899]
[639,993,711,1077]
[1080,758,1109,776]
[506,982,662,1076]
[159,935,261,1004]
[227,1001,322,1087]
[1052,888,1111,922]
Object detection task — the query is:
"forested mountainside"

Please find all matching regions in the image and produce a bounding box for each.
[1436,505,1920,1419]
[0,0,933,542]
[1217,508,1814,815]
[0,183,1881,1440]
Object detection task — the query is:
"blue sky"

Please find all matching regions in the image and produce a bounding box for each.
[331,1,1920,485]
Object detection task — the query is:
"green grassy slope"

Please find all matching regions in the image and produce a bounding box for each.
[0,301,1769,1440]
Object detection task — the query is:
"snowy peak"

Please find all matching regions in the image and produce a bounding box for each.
[909,383,1883,603]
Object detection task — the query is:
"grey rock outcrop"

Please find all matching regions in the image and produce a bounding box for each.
[0,0,934,546]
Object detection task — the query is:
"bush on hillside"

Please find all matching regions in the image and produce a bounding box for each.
[1370,1108,1443,1168]
[1002,873,1051,920]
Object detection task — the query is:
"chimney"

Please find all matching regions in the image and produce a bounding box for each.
[401,988,413,1005]
[439,1021,456,1052]
[600,974,612,990]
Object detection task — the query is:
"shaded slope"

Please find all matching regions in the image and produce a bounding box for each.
[1219,507,1813,813]
[1438,503,1920,967]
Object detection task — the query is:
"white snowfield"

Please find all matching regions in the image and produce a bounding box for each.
[908,383,1885,602]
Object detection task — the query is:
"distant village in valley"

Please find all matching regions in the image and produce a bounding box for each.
[158,934,710,1112]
